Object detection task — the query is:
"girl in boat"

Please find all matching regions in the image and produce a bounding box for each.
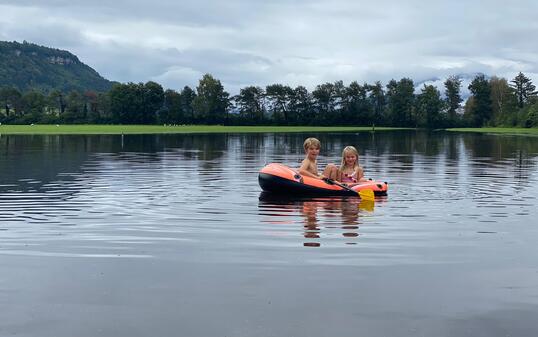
[339,146,365,186]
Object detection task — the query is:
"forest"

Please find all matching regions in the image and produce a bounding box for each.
[1,72,537,128]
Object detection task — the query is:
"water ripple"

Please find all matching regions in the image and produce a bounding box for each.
[1,133,537,266]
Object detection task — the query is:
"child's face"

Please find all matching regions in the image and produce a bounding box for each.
[306,146,320,159]
[344,152,357,166]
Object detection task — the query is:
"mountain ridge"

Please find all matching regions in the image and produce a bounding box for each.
[0,40,114,93]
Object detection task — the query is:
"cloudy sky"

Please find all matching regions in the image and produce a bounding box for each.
[1,0,537,93]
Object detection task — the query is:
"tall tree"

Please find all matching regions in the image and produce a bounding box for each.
[192,74,230,124]
[96,92,112,123]
[142,81,164,124]
[0,86,22,118]
[416,84,443,128]
[110,83,143,124]
[84,91,99,123]
[490,76,518,126]
[47,90,66,116]
[468,74,493,127]
[368,81,385,126]
[312,81,344,125]
[510,72,537,108]
[21,91,46,122]
[444,76,462,121]
[63,91,85,123]
[235,86,265,124]
[344,81,372,125]
[110,83,131,123]
[266,84,293,124]
[160,89,183,124]
[180,86,196,124]
[386,78,415,126]
[289,86,312,125]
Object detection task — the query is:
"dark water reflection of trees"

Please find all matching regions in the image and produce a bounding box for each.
[1,131,537,194]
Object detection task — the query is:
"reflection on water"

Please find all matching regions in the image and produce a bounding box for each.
[0,131,537,255]
[259,193,378,247]
[1,131,538,337]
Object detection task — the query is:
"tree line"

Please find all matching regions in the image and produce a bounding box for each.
[1,72,537,128]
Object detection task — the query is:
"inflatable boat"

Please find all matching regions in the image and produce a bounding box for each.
[258,163,388,196]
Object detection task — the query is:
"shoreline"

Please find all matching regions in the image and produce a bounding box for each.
[0,124,407,135]
[1,124,536,135]
[447,127,538,136]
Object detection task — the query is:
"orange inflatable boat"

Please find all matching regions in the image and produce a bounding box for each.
[258,163,388,196]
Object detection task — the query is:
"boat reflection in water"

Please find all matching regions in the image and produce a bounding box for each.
[258,192,379,247]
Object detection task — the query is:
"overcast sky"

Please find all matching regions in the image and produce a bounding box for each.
[1,0,537,93]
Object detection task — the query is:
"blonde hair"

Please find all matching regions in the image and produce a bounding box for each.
[340,146,359,169]
[303,137,321,152]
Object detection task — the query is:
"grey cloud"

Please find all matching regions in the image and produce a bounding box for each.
[1,1,537,93]
[2,22,85,49]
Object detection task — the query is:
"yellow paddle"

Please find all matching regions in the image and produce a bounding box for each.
[324,178,375,202]
[357,189,375,201]
[358,199,375,212]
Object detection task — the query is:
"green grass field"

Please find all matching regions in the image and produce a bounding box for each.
[2,124,535,135]
[0,124,405,135]
[447,127,538,136]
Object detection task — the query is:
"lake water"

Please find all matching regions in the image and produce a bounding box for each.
[1,131,537,337]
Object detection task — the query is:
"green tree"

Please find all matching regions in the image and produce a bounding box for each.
[463,96,475,125]
[266,84,293,124]
[21,91,46,122]
[142,81,164,124]
[47,90,66,117]
[192,74,230,124]
[525,102,538,127]
[289,86,312,125]
[468,74,493,127]
[344,81,372,125]
[109,83,141,123]
[180,86,196,124]
[0,86,22,118]
[160,89,183,124]
[368,81,385,126]
[235,86,265,124]
[109,81,164,124]
[510,72,537,108]
[312,81,344,125]
[96,92,112,123]
[490,76,518,126]
[63,91,85,123]
[444,76,462,122]
[386,78,415,126]
[416,84,444,128]
[84,91,99,123]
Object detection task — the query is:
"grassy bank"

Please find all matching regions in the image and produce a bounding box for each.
[0,124,405,135]
[447,127,538,136]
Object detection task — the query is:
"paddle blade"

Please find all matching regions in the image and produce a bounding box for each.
[358,189,375,201]
[358,199,375,212]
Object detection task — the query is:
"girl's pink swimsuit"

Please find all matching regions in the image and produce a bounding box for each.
[341,170,358,183]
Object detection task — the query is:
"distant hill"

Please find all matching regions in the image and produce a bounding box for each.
[0,40,114,93]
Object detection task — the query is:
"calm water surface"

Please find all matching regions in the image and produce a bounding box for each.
[1,131,537,337]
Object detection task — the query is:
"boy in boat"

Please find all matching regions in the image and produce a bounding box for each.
[298,137,339,180]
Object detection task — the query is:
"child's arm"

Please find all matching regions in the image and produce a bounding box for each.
[356,166,366,182]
